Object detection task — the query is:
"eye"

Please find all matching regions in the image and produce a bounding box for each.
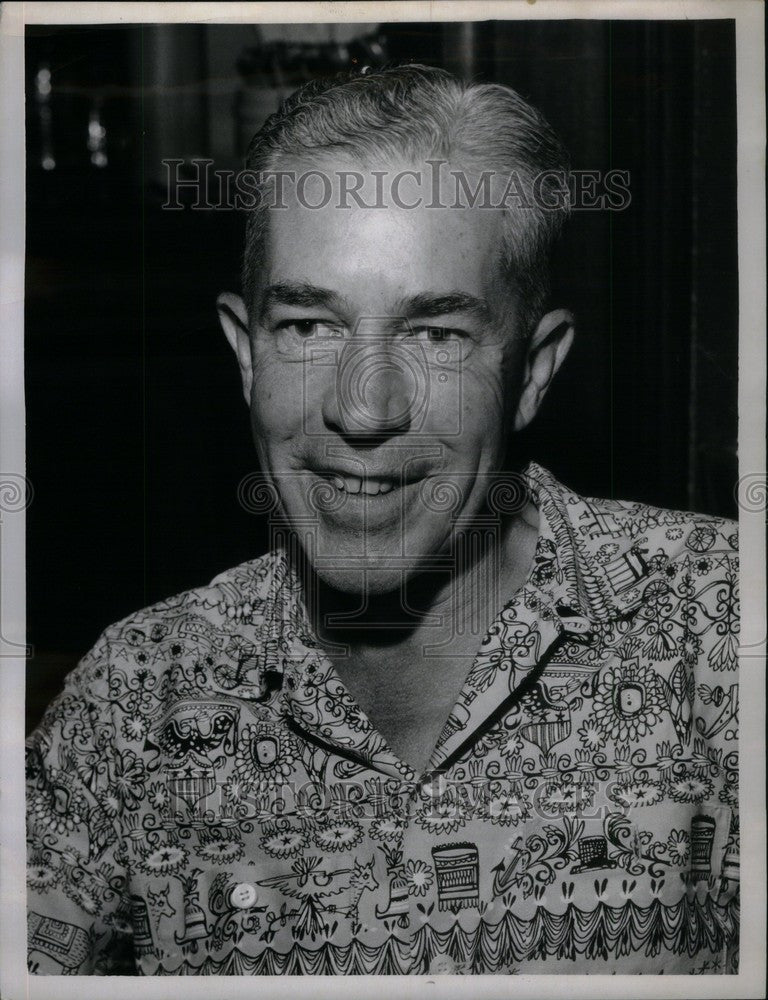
[276,319,344,339]
[273,319,345,356]
[411,325,467,343]
[406,324,472,363]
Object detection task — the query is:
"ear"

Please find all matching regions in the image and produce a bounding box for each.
[513,308,575,432]
[217,292,253,405]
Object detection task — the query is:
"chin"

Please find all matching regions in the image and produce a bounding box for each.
[277,489,456,593]
[310,547,430,596]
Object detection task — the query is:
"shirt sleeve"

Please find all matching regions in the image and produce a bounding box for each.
[26,633,135,975]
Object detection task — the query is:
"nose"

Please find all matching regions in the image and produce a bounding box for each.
[322,339,425,444]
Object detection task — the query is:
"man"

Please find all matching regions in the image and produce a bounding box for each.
[26,65,739,975]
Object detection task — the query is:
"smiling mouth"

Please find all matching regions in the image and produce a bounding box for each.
[313,469,425,497]
[328,473,396,496]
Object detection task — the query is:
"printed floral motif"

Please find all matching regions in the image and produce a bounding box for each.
[369,815,407,842]
[63,883,102,916]
[222,776,247,804]
[595,542,620,564]
[414,796,468,835]
[138,844,189,876]
[592,660,665,744]
[708,629,739,672]
[577,720,605,750]
[666,829,690,865]
[120,714,150,742]
[719,783,738,809]
[147,781,171,811]
[677,631,703,664]
[111,750,147,811]
[25,463,739,976]
[498,731,525,760]
[609,779,663,808]
[260,828,307,859]
[484,789,532,826]
[668,771,714,803]
[313,822,364,853]
[29,787,87,836]
[539,778,594,816]
[195,831,245,865]
[27,861,61,893]
[403,859,434,897]
[233,722,298,789]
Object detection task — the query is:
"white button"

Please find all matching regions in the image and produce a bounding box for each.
[429,953,457,974]
[229,882,258,909]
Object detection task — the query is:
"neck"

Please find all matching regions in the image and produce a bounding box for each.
[291,508,538,655]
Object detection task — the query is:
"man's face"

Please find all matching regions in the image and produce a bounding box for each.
[226,162,562,594]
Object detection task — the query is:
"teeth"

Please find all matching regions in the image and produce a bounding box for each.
[325,473,397,495]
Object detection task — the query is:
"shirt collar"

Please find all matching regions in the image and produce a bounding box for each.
[243,463,653,774]
[522,461,651,626]
[260,461,649,635]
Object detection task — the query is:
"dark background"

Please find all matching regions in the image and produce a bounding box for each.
[25,19,738,732]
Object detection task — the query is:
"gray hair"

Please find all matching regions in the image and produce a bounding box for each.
[242,64,571,335]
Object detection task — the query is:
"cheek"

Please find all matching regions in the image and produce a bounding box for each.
[249,357,305,439]
[452,366,508,447]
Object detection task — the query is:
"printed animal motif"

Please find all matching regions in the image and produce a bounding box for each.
[334,858,379,921]
[256,855,376,939]
[28,912,91,974]
[147,884,176,921]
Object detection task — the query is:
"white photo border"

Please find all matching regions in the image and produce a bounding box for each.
[1,3,764,999]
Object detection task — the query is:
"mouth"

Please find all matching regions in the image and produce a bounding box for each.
[322,472,396,497]
[310,465,427,499]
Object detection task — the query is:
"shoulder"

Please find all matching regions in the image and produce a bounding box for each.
[578,490,738,560]
[32,551,288,730]
[531,464,738,567]
[100,550,284,647]
[527,464,739,636]
[573,489,739,616]
[571,492,740,664]
[90,551,282,655]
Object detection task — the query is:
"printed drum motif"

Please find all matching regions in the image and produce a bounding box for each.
[431,843,480,911]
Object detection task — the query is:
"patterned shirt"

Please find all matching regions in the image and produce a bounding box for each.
[26,463,740,975]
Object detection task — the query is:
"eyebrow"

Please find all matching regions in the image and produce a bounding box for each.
[258,282,348,321]
[397,291,492,324]
[258,283,492,325]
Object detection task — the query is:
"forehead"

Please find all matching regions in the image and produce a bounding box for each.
[258,161,509,311]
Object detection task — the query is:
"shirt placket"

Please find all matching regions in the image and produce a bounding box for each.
[391,586,599,973]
